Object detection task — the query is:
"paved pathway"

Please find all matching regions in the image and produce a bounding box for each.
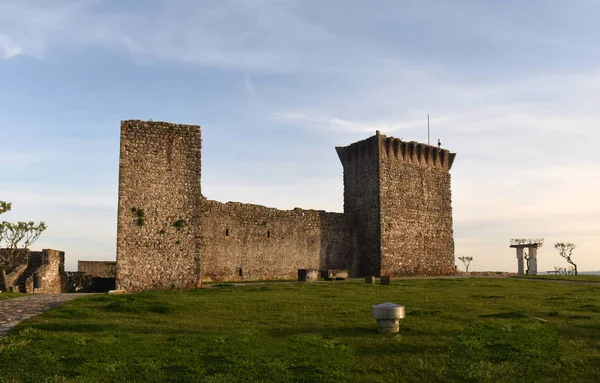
[0,294,89,336]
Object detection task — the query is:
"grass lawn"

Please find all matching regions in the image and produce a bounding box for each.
[0,292,20,301]
[514,274,600,283]
[1,278,599,382]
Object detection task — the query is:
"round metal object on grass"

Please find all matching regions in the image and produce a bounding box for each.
[371,302,406,334]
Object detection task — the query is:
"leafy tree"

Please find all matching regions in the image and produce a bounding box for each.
[458,256,473,273]
[0,201,47,290]
[554,243,577,275]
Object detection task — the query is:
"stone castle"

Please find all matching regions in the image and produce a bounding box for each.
[116,120,457,292]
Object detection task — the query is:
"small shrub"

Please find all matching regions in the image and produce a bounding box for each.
[172,219,186,230]
[131,207,145,226]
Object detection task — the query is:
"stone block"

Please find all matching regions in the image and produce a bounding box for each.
[324,269,348,280]
[365,276,375,284]
[380,276,391,285]
[298,269,319,282]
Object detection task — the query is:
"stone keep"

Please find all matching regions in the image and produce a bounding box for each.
[116,121,457,291]
[336,131,457,277]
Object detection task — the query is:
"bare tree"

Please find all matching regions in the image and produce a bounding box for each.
[458,256,473,273]
[0,201,47,290]
[554,242,577,275]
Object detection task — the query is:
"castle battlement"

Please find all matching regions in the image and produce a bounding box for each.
[336,131,456,170]
[335,134,379,164]
[380,134,456,170]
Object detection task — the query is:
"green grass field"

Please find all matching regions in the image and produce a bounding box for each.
[514,274,600,283]
[1,278,599,382]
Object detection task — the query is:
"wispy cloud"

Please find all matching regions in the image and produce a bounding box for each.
[0,34,21,58]
[0,0,349,72]
[244,74,256,98]
[273,112,445,134]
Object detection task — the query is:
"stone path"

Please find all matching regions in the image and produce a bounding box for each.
[0,294,89,336]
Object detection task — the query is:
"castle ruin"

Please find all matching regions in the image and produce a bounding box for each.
[116,120,457,291]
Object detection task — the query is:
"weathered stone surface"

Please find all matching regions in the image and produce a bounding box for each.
[200,200,357,281]
[298,269,319,282]
[324,269,349,280]
[336,135,382,277]
[78,261,117,278]
[115,121,456,291]
[0,294,88,335]
[337,131,456,278]
[116,120,202,292]
[26,250,65,294]
[365,276,375,284]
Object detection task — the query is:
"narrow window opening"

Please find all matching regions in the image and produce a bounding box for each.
[267,231,271,239]
[238,268,243,277]
[225,228,230,237]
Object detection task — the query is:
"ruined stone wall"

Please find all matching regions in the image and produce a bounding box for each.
[4,264,27,289]
[114,120,457,290]
[200,200,357,281]
[26,249,65,294]
[336,135,382,276]
[378,135,456,276]
[116,120,202,292]
[78,261,117,278]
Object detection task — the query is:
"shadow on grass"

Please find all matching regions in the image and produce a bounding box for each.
[479,312,529,319]
[355,342,448,357]
[268,326,375,338]
[470,295,506,299]
[578,304,600,313]
[27,322,111,333]
[408,310,442,317]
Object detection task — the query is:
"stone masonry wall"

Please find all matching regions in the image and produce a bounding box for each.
[378,135,456,276]
[78,261,117,278]
[200,199,357,281]
[336,135,382,276]
[116,120,202,292]
[114,120,457,290]
[26,249,65,294]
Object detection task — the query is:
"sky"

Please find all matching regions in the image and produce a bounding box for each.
[1,0,599,272]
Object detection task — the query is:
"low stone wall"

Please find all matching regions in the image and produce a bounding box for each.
[78,261,117,278]
[200,199,358,281]
[26,249,65,294]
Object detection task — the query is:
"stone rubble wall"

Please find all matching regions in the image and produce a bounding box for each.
[4,264,27,288]
[335,135,382,276]
[200,199,357,281]
[378,135,456,276]
[26,249,65,294]
[77,261,117,278]
[116,120,202,292]
[114,120,457,291]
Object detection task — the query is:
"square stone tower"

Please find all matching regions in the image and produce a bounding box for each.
[336,131,456,277]
[116,120,202,291]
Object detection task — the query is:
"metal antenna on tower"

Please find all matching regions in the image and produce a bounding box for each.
[427,114,430,145]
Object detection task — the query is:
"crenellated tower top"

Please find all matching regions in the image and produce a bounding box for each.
[336,130,456,170]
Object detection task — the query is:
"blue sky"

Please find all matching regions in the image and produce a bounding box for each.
[1,0,599,272]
